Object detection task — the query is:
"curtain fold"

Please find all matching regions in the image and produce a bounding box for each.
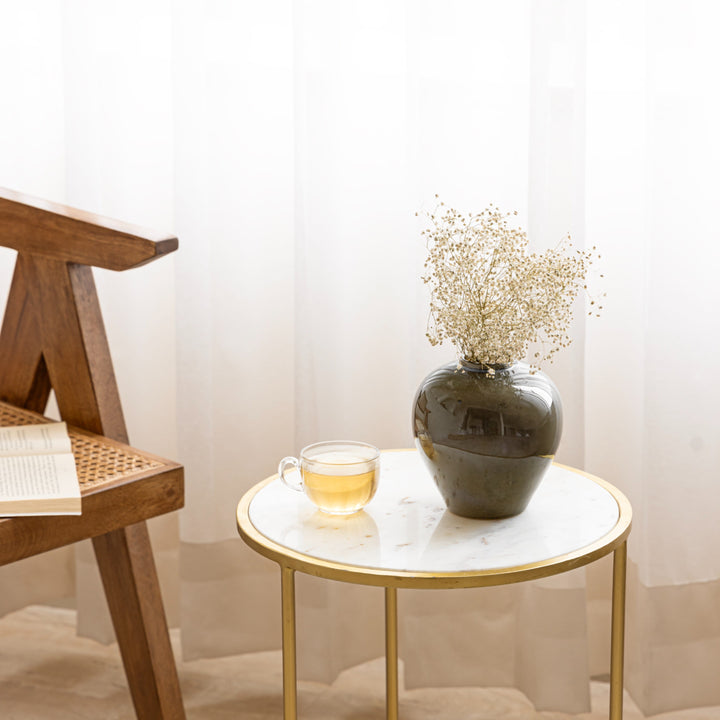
[584,0,720,710]
[1,0,719,715]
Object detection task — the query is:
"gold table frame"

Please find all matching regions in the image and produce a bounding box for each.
[236,459,632,720]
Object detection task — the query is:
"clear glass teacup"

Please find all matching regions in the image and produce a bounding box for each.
[278,441,380,515]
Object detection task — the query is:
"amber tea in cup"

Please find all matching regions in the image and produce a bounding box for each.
[279,441,380,515]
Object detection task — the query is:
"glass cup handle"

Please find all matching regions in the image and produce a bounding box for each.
[278,456,303,492]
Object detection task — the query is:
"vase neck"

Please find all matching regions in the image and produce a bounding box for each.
[458,358,513,373]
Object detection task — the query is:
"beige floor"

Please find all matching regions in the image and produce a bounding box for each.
[0,605,718,719]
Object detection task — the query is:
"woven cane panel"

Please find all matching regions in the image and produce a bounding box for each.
[0,403,163,489]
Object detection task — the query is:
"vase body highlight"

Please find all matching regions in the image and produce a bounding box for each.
[412,359,562,519]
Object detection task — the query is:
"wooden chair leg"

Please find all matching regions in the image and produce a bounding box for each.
[93,522,186,720]
[0,256,52,412]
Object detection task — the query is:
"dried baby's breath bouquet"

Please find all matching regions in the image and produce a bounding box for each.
[421,199,600,368]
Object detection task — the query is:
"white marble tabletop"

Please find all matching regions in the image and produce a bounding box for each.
[247,450,621,575]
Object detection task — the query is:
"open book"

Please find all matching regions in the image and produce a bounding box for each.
[0,422,81,516]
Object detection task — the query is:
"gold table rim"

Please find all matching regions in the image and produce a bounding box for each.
[236,451,632,590]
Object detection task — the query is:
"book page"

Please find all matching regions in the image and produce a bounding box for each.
[0,453,79,498]
[0,422,72,456]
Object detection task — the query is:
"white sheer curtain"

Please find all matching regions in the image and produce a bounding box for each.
[1,0,719,714]
[584,1,720,712]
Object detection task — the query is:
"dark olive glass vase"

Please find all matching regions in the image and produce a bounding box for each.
[412,359,563,519]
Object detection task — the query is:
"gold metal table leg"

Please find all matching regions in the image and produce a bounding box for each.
[281,565,297,720]
[610,541,627,720]
[385,586,399,720]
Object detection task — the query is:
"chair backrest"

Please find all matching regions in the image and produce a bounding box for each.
[0,188,177,442]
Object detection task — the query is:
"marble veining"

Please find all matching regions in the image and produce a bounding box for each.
[248,451,620,574]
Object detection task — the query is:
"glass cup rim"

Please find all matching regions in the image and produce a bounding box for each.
[300,440,380,465]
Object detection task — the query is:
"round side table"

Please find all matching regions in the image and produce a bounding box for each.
[236,450,632,720]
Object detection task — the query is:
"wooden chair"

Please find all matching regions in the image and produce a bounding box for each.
[0,188,186,719]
